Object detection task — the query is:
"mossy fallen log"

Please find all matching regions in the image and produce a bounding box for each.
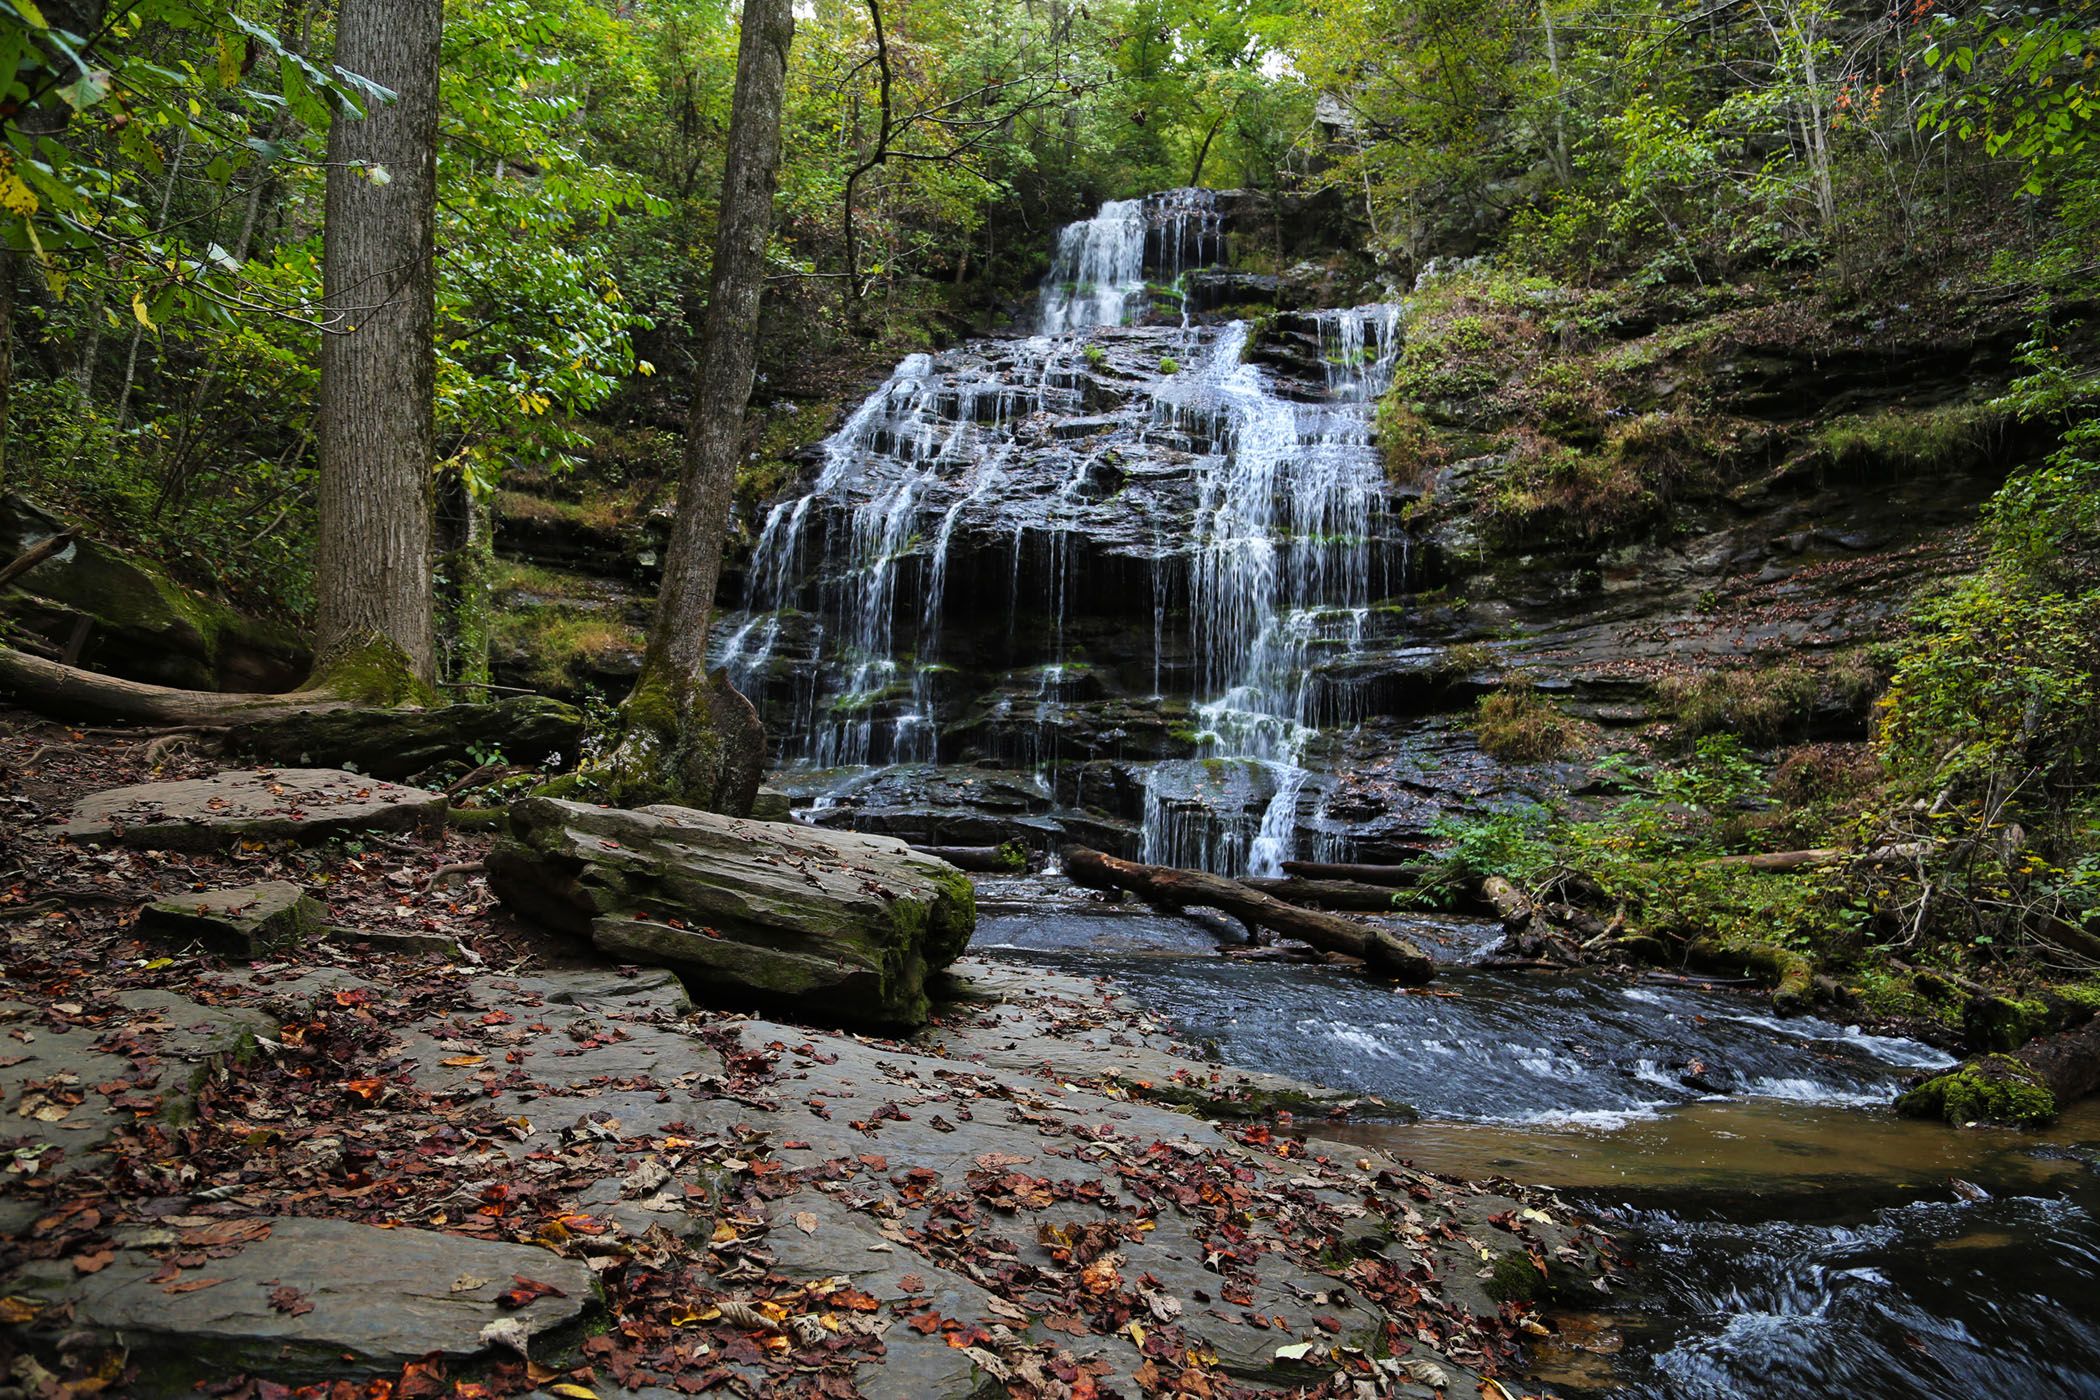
[1687,936,1815,1014]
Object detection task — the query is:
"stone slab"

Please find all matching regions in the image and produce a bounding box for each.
[59,769,447,850]
[8,1217,596,1389]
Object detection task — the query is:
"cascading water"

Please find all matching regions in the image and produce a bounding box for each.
[712,188,1403,876]
[1140,304,1402,875]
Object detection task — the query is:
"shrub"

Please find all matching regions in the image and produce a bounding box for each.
[1473,682,1585,762]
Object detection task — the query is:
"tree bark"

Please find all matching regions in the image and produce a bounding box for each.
[0,248,13,489]
[604,0,794,813]
[1062,846,1435,982]
[315,0,441,684]
[642,0,794,683]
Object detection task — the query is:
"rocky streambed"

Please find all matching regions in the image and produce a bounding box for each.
[972,877,2100,1400]
[5,722,2097,1397]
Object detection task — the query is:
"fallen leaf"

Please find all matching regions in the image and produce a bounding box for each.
[268,1284,314,1316]
[164,1276,227,1294]
[496,1275,567,1310]
[73,1250,115,1275]
[791,1211,818,1235]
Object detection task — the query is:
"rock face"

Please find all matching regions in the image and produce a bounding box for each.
[59,769,447,850]
[139,881,325,957]
[225,695,584,780]
[485,796,976,1028]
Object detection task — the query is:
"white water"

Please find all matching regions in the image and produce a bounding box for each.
[712,190,1402,876]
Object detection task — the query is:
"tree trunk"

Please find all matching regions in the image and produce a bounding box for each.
[0,248,13,489]
[436,469,493,689]
[315,0,441,687]
[1062,846,1435,982]
[603,0,794,813]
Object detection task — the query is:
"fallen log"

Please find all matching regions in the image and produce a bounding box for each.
[0,528,77,590]
[1062,846,1434,983]
[1897,1013,2100,1127]
[1239,876,1401,912]
[0,647,581,778]
[910,843,1029,874]
[1279,860,1434,887]
[0,644,355,725]
[1703,842,1933,873]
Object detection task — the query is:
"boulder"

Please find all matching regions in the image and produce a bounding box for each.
[225,694,584,780]
[140,881,325,956]
[60,769,447,851]
[0,493,307,691]
[485,796,976,1029]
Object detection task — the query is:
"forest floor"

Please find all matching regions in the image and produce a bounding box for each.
[0,711,1609,1400]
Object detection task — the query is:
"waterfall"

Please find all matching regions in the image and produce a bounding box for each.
[1141,304,1403,875]
[712,189,1405,876]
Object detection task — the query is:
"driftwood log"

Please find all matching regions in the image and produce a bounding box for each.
[0,529,76,591]
[1279,860,1433,887]
[1238,876,1403,911]
[910,844,1028,874]
[1063,846,1434,983]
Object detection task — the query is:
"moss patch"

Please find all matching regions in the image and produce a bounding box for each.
[1894,1054,2057,1127]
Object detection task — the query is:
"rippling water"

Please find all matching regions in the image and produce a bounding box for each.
[968,892,2100,1399]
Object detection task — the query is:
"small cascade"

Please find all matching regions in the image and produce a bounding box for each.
[711,189,1408,875]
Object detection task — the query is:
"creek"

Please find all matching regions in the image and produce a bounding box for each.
[972,886,2100,1399]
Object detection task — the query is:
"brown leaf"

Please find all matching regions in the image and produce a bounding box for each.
[268,1284,314,1316]
[164,1276,227,1294]
[73,1249,115,1275]
[496,1275,568,1309]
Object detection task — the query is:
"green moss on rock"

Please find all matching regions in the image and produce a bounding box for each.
[1894,1054,2057,1127]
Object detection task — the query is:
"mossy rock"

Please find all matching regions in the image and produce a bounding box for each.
[227,695,583,781]
[484,796,976,1030]
[139,881,324,958]
[0,493,306,690]
[1963,996,2054,1053]
[1894,1054,2057,1128]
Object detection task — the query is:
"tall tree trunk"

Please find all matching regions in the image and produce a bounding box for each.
[0,249,13,490]
[314,0,441,691]
[601,0,794,814]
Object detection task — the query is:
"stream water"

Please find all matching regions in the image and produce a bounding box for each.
[968,888,2100,1398]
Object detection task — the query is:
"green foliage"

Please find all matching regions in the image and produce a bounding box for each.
[1471,681,1584,762]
